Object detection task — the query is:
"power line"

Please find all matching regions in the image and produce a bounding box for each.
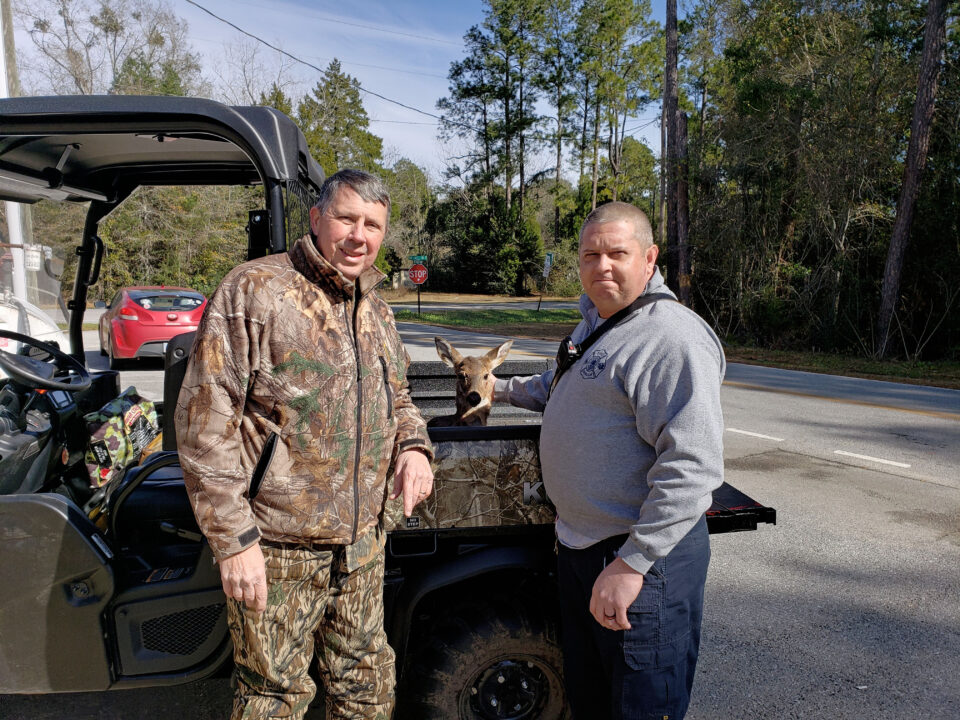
[624,116,661,134]
[228,0,462,47]
[369,119,439,125]
[189,33,448,80]
[185,0,449,124]
[301,54,448,80]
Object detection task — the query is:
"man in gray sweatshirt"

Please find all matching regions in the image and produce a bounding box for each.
[494,201,725,719]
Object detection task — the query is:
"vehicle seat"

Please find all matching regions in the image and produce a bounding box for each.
[162,332,195,451]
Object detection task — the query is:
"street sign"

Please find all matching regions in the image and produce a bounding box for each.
[23,244,42,272]
[542,251,554,278]
[408,264,428,285]
[409,254,427,263]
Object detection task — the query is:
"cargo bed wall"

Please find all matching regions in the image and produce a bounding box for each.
[382,425,554,533]
[388,363,776,535]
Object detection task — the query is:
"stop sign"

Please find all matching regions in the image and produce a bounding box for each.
[408,263,428,285]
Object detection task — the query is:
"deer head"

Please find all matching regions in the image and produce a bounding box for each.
[428,336,513,427]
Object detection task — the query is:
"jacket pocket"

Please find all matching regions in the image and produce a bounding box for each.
[379,355,394,419]
[249,431,278,500]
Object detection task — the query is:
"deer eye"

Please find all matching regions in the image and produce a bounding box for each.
[483,373,489,379]
[458,373,467,383]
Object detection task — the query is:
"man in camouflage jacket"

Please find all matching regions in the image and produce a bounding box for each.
[175,169,434,720]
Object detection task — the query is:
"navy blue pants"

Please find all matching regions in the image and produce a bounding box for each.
[556,516,710,720]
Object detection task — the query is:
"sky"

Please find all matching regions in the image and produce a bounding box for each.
[16,0,669,183]
[177,0,671,182]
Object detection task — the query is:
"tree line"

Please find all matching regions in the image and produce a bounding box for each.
[7,0,958,360]
[429,0,958,360]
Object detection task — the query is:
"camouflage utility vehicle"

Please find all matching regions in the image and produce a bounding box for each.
[0,96,774,719]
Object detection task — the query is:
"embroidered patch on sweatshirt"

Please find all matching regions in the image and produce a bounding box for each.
[580,349,607,379]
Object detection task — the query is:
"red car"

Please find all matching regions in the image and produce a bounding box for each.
[98,286,206,368]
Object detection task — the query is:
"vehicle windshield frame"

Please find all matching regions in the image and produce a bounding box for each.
[0,96,324,359]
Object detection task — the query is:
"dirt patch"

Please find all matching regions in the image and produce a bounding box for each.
[460,322,578,341]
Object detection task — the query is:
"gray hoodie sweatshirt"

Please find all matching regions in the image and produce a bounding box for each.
[494,268,725,574]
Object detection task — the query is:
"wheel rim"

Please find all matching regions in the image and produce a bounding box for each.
[461,656,555,720]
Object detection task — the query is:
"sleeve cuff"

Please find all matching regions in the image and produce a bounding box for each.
[211,524,262,562]
[397,438,434,462]
[617,536,656,575]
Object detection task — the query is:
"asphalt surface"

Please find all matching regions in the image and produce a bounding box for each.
[692,431,959,719]
[2,323,957,719]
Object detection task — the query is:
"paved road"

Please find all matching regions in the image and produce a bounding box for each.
[4,325,956,719]
[95,320,957,484]
[392,299,579,312]
[694,431,959,719]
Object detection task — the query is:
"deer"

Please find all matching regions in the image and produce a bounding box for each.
[427,336,513,427]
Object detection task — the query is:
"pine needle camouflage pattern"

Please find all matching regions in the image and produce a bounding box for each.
[228,543,394,720]
[175,235,432,561]
[383,436,555,531]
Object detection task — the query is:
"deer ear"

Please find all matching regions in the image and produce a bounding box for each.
[486,339,513,369]
[435,336,462,367]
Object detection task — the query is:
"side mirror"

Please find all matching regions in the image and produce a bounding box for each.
[94,301,106,309]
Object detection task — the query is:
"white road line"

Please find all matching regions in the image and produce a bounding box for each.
[833,450,911,468]
[726,428,784,442]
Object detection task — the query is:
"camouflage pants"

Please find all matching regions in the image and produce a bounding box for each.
[227,543,395,720]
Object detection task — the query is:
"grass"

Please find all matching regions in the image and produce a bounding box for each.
[393,308,960,390]
[722,345,960,390]
[394,308,581,327]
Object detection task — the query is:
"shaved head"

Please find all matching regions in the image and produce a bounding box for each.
[579,202,654,249]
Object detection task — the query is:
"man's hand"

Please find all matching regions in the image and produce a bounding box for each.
[219,543,267,613]
[489,373,500,402]
[589,556,645,631]
[390,448,434,517]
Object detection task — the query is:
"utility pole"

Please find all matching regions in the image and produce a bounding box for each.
[1,0,30,302]
[664,0,679,295]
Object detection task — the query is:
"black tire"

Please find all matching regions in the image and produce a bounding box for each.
[108,342,124,370]
[400,594,569,720]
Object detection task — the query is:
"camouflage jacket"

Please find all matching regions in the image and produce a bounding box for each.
[175,235,432,563]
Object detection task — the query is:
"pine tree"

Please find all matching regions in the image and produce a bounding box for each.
[297,60,383,175]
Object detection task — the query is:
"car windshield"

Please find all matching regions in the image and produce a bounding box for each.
[129,291,204,311]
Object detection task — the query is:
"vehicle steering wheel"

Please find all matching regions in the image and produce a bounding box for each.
[0,329,92,392]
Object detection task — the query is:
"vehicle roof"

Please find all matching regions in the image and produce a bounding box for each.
[0,95,324,204]
[123,286,204,295]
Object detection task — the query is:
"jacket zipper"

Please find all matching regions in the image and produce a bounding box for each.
[349,293,363,545]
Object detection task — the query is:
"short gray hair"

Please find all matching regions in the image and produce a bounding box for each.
[314,169,391,225]
[579,201,653,248]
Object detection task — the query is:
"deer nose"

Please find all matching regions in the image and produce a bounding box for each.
[466,391,482,407]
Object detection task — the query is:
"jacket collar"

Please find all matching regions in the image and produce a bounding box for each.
[289,234,385,298]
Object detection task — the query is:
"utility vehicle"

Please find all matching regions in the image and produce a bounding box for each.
[0,95,774,719]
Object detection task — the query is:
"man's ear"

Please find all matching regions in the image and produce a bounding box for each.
[309,206,322,235]
[645,242,659,265]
